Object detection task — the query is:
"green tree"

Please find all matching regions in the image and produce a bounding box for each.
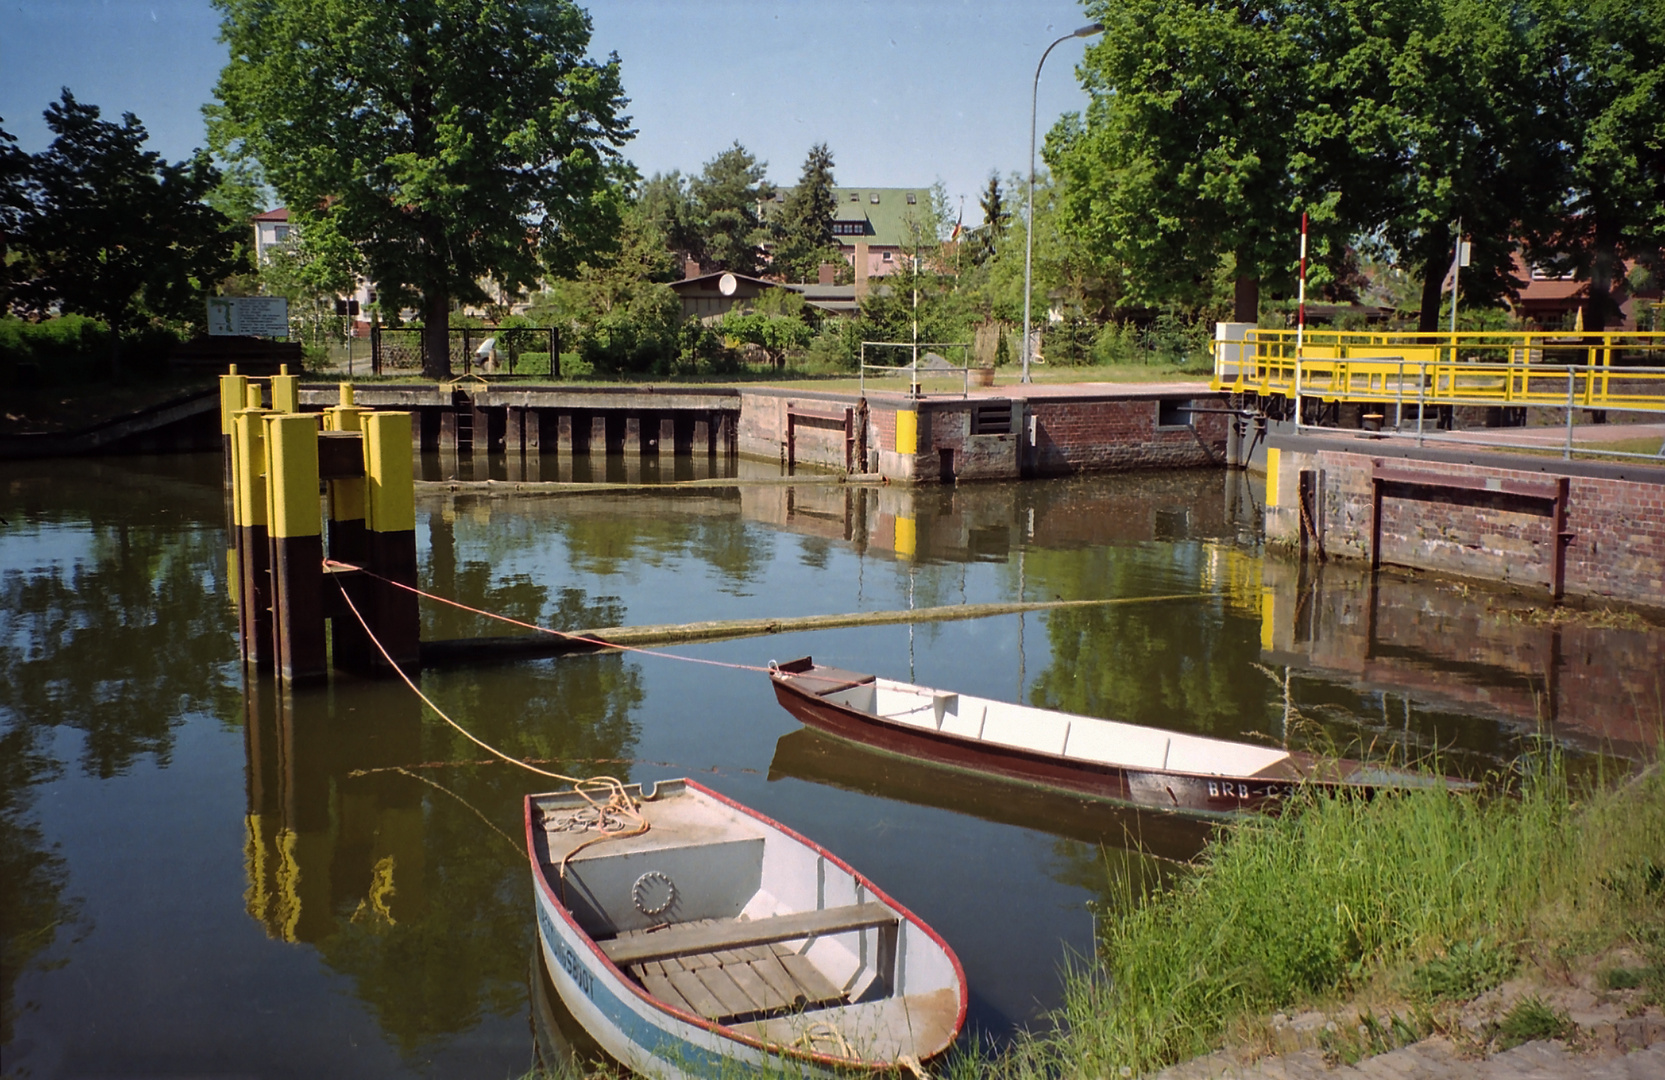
[689,142,775,275]
[258,219,364,347]
[1524,0,1665,331]
[1053,0,1307,323]
[0,123,31,313]
[210,0,634,379]
[973,172,1010,266]
[772,142,838,282]
[9,91,241,340]
[639,170,703,276]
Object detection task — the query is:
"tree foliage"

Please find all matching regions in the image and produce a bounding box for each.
[1050,0,1663,330]
[688,142,775,275]
[5,91,241,338]
[772,142,838,282]
[209,0,634,377]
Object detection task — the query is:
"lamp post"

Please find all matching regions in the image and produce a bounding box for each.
[1022,21,1102,384]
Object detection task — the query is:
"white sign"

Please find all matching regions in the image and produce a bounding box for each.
[1458,241,1472,267]
[207,296,290,337]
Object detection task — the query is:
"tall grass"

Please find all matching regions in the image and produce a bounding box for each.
[985,751,1665,1078]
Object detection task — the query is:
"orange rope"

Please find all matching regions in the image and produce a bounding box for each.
[328,574,649,892]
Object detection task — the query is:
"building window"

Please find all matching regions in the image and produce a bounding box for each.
[833,221,865,236]
[1157,399,1192,428]
[906,192,917,204]
[273,225,292,241]
[882,251,893,262]
[775,191,785,202]
[849,192,860,201]
[870,193,880,204]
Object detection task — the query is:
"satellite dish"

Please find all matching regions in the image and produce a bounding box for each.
[718,272,738,296]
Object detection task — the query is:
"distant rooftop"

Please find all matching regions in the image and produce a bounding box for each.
[763,187,935,248]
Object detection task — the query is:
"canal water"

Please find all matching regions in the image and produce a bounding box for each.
[3,452,1660,1078]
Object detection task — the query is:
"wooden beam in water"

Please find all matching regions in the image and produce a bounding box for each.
[419,593,1207,666]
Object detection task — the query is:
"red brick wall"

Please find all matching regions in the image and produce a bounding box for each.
[1276,446,1665,605]
[1027,399,1228,474]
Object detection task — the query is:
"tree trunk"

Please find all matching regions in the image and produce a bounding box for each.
[421,291,451,380]
[1418,252,1447,334]
[1583,213,1622,334]
[1233,277,1259,324]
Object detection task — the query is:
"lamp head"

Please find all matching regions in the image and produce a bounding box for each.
[1074,22,1104,37]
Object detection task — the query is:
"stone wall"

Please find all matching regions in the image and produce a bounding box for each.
[1266,434,1665,606]
[1027,396,1229,475]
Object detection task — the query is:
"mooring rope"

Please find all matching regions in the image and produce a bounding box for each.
[330,576,649,889]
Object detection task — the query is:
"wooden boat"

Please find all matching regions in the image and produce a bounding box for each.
[770,658,1474,816]
[525,778,967,1078]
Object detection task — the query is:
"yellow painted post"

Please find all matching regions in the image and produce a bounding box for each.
[363,412,420,669]
[270,364,300,414]
[246,384,265,411]
[895,408,918,455]
[264,412,326,682]
[1264,447,1281,508]
[325,386,372,669]
[233,408,273,666]
[894,515,917,559]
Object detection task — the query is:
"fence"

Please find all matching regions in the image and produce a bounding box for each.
[369,326,561,377]
[858,341,977,397]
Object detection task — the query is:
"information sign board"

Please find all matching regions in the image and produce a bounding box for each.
[207,296,290,337]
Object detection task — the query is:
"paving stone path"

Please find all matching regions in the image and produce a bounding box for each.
[1154,1037,1663,1080]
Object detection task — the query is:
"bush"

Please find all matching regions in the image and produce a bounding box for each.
[515,351,552,376]
[1,315,116,386]
[558,352,594,379]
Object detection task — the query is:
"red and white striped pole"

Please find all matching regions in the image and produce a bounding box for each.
[1296,211,1308,354]
[1292,213,1309,427]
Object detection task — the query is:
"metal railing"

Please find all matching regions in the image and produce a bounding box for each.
[858,341,977,397]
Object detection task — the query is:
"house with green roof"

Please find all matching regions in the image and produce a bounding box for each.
[763,187,936,285]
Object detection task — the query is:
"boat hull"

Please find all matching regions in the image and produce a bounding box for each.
[526,778,966,1078]
[772,673,1318,816]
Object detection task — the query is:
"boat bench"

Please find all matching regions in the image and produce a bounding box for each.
[600,902,896,966]
[604,903,899,1023]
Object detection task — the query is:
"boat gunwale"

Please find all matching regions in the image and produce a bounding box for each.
[771,665,1316,788]
[522,776,969,1070]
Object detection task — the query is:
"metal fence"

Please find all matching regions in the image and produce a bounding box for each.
[858,341,977,397]
[369,326,561,376]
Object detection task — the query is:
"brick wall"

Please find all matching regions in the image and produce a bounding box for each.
[1267,436,1665,606]
[1027,398,1228,475]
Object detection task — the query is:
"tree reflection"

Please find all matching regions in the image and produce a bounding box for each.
[1023,545,1272,739]
[242,649,645,1054]
[1,457,231,1035]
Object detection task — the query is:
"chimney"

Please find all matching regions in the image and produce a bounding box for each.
[818,262,836,286]
[684,258,701,280]
[854,242,870,299]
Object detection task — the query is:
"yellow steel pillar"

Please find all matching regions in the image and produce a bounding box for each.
[270,363,300,414]
[325,384,373,670]
[363,412,420,670]
[264,412,326,683]
[232,406,273,667]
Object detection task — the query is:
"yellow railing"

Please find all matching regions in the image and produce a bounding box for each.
[1213,329,1665,414]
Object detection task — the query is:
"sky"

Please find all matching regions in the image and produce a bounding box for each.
[0,0,1098,217]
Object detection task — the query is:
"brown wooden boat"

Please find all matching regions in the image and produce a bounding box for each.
[770,658,1474,816]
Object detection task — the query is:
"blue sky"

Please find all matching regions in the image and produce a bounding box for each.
[0,0,1096,216]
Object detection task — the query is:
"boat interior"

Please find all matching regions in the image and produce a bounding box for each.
[811,671,1296,779]
[532,781,960,1061]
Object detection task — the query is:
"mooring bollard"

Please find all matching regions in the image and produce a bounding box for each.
[270,364,299,414]
[264,412,327,683]
[219,367,248,484]
[232,405,273,668]
[363,411,420,671]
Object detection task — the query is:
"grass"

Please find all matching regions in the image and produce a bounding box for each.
[957,747,1665,1079]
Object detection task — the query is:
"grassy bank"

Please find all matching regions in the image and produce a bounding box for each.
[973,750,1665,1079]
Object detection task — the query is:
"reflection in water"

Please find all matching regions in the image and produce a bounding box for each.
[240,653,646,1052]
[1259,559,1664,764]
[9,452,1664,1076]
[767,728,1197,918]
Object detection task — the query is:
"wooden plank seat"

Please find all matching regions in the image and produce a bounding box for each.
[601,902,896,966]
[603,903,897,1023]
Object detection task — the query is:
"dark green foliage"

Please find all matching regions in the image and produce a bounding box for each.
[210,0,634,378]
[688,143,774,275]
[973,173,1009,266]
[1494,996,1574,1049]
[772,143,838,282]
[1407,939,1516,1001]
[7,91,241,338]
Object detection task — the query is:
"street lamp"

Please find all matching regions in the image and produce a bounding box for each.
[1022,22,1102,384]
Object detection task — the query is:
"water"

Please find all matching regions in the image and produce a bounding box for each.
[4,453,1660,1078]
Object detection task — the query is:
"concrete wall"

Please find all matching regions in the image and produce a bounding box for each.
[1265,434,1665,606]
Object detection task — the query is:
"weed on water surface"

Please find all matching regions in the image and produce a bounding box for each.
[1493,996,1575,1049]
